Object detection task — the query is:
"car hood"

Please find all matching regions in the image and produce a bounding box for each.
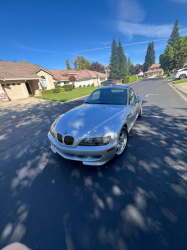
[55,104,128,146]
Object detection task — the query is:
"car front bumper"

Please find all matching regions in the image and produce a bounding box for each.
[48,132,117,166]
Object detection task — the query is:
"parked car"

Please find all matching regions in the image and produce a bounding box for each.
[101,79,117,86]
[173,68,187,79]
[144,74,149,78]
[48,85,143,166]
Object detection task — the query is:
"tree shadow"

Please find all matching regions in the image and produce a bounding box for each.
[0,98,187,250]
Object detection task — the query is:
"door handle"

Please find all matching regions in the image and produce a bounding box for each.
[127,112,131,118]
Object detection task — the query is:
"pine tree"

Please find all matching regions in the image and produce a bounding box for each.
[127,57,131,75]
[168,19,180,47]
[150,42,156,65]
[143,43,152,72]
[117,39,128,78]
[66,59,72,70]
[109,38,119,79]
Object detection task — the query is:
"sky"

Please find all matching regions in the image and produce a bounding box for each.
[0,0,187,69]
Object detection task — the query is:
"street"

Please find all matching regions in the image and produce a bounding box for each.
[0,78,187,250]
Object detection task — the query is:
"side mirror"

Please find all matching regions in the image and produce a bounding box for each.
[134,97,141,103]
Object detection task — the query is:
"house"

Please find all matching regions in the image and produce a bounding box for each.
[0,61,55,102]
[144,63,164,77]
[104,65,110,75]
[48,69,108,88]
[137,71,144,77]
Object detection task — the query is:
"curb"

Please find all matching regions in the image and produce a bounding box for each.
[165,78,187,102]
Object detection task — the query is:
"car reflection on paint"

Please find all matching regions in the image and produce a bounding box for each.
[48,85,143,166]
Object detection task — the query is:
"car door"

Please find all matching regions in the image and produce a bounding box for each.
[127,88,136,129]
[130,88,140,120]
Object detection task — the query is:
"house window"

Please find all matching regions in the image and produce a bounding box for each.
[12,83,15,85]
[1,84,5,87]
[41,76,46,79]
[17,83,21,85]
[7,84,10,86]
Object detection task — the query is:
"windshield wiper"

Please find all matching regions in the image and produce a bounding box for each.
[85,102,91,104]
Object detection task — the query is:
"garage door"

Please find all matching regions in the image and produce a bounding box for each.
[3,83,26,100]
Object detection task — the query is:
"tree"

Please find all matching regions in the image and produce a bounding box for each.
[159,46,174,73]
[143,43,152,72]
[74,56,91,70]
[129,64,135,75]
[134,64,143,74]
[168,19,180,47]
[127,57,131,75]
[150,42,156,65]
[117,38,128,78]
[109,38,119,79]
[66,59,72,70]
[90,61,105,73]
[174,46,187,69]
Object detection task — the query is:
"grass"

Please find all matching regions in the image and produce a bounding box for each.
[166,76,173,81]
[173,78,187,84]
[35,86,100,102]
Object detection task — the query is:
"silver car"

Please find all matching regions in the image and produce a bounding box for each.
[48,85,143,166]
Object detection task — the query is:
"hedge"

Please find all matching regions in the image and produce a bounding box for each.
[61,84,73,91]
[124,76,138,84]
[42,88,64,95]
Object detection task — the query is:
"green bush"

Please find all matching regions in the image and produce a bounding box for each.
[42,89,53,95]
[83,85,86,87]
[61,84,73,91]
[60,88,65,92]
[91,83,94,87]
[29,94,34,97]
[79,85,82,88]
[53,88,61,93]
[55,85,62,89]
[124,76,138,84]
[87,84,90,87]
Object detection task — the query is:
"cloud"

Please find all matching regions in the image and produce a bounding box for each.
[115,0,146,22]
[9,40,53,53]
[75,39,167,53]
[117,21,176,38]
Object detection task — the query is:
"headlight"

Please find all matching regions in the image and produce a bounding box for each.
[79,136,111,146]
[50,115,63,138]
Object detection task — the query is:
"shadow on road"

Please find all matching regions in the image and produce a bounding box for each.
[0,98,187,250]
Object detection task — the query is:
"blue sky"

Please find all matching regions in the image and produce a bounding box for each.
[0,0,187,69]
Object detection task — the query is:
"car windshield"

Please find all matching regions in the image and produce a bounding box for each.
[85,88,127,105]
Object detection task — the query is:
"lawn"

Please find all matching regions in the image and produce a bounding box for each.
[36,86,100,102]
[173,78,187,84]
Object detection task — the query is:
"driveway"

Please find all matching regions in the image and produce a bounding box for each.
[0,79,187,250]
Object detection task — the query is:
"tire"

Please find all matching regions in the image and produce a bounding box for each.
[179,74,186,80]
[138,104,143,118]
[115,128,128,157]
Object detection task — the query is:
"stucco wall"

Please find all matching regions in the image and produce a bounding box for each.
[74,78,92,88]
[36,70,55,89]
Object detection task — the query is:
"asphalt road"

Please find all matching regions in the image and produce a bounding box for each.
[0,78,187,250]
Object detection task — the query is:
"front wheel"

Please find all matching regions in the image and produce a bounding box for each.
[179,74,186,80]
[116,128,128,156]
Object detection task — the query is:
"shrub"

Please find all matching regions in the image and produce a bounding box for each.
[79,85,82,88]
[53,88,61,93]
[124,76,138,84]
[42,89,53,95]
[87,84,90,87]
[29,94,34,97]
[60,88,65,92]
[83,85,86,87]
[61,84,73,91]
[91,83,94,87]
[55,85,62,89]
